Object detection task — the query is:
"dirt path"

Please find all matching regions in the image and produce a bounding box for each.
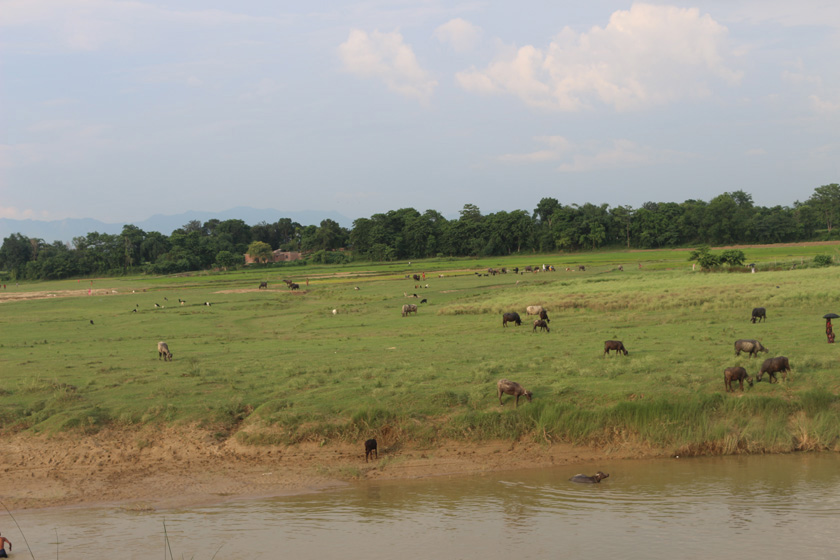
[0,428,663,511]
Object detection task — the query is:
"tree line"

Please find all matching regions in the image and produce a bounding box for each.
[1,185,838,281]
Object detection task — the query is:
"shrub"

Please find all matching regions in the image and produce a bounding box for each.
[813,254,832,267]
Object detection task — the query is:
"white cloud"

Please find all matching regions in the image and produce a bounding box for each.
[499,137,687,172]
[809,94,840,113]
[338,29,438,103]
[458,3,742,112]
[434,18,482,52]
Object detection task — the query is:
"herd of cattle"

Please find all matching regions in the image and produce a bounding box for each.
[497,301,793,404]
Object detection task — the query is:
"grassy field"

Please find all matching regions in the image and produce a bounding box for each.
[2,244,840,456]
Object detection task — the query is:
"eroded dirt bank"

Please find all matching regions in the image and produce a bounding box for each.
[0,428,667,511]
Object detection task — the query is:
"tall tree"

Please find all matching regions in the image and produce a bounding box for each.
[807,183,840,233]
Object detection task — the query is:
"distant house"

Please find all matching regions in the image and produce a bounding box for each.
[244,250,303,264]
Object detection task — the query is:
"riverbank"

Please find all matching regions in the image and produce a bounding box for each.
[0,427,667,511]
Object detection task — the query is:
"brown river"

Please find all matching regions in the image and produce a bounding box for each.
[7,454,840,559]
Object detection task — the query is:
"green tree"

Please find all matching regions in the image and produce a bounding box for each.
[215,250,243,270]
[246,241,273,263]
[807,183,840,234]
[0,233,34,278]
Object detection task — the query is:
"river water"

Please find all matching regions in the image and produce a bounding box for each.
[8,454,840,560]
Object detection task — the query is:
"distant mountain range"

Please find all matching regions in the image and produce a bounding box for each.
[0,207,353,244]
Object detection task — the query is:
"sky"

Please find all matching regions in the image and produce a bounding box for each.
[1,0,839,225]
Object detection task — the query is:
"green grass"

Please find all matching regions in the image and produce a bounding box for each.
[1,246,840,455]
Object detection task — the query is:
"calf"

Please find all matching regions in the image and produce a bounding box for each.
[724,367,752,392]
[533,319,550,333]
[497,379,532,407]
[604,340,628,356]
[365,438,378,462]
[157,341,173,361]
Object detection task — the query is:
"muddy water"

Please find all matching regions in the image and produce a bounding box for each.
[9,454,840,560]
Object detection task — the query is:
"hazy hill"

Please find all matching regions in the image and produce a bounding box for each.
[0,207,352,244]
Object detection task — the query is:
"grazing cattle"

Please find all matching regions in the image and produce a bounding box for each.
[488,268,498,276]
[751,307,766,323]
[413,274,421,281]
[604,340,628,356]
[497,379,532,407]
[289,283,300,290]
[533,319,550,333]
[618,265,624,271]
[401,304,418,317]
[757,356,791,384]
[578,265,586,272]
[179,298,185,305]
[724,367,753,392]
[420,298,427,304]
[364,438,378,462]
[332,309,337,315]
[501,268,507,274]
[259,281,268,289]
[157,341,173,361]
[204,301,212,306]
[570,472,609,484]
[526,305,544,316]
[539,309,550,323]
[734,339,768,358]
[524,265,533,272]
[513,267,519,274]
[502,312,522,327]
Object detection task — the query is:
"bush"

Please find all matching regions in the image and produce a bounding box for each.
[720,249,746,266]
[813,254,833,267]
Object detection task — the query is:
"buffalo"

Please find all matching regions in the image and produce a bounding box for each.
[757,356,791,384]
[533,319,550,333]
[751,307,767,323]
[365,439,378,462]
[734,339,768,358]
[502,312,522,327]
[724,367,752,392]
[570,471,609,484]
[157,341,173,361]
[604,340,628,356]
[401,304,418,317]
[497,379,532,407]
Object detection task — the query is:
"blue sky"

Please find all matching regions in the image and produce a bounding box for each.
[1,1,839,224]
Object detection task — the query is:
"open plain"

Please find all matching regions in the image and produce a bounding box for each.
[1,244,840,510]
